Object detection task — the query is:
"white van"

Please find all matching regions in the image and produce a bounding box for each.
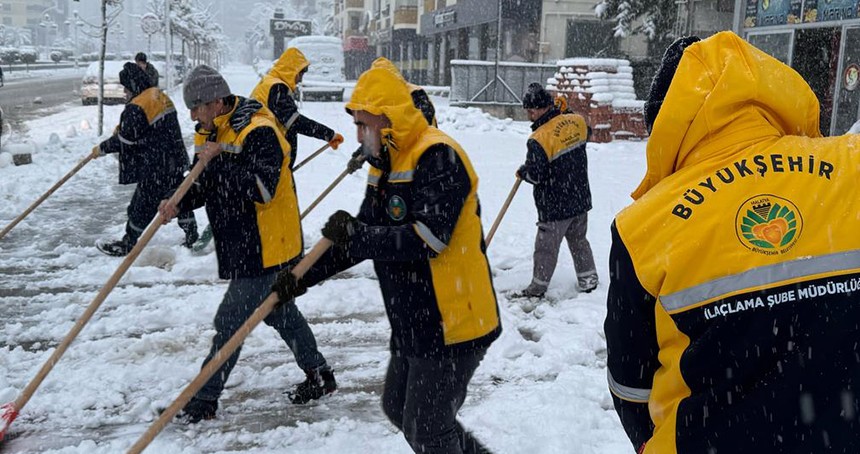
[287,35,346,101]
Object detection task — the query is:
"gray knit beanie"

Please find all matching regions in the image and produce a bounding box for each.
[183,64,231,109]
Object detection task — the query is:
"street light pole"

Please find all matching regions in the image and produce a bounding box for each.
[73,11,79,68]
[164,0,171,91]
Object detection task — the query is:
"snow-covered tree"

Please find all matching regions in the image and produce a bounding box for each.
[146,0,229,67]
[0,26,33,47]
[595,0,677,54]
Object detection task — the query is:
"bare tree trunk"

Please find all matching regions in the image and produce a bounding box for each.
[98,0,107,135]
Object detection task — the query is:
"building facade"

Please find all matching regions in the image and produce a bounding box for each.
[333,0,375,78]
[0,0,68,47]
[416,0,541,85]
[539,0,630,63]
[727,0,860,135]
[370,0,424,82]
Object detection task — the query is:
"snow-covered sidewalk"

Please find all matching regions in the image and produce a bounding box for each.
[0,64,646,453]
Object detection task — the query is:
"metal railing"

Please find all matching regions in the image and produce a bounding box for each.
[450,59,557,106]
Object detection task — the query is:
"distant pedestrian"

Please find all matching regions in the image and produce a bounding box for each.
[515,82,597,298]
[0,65,4,87]
[93,62,197,256]
[250,47,343,169]
[135,52,159,88]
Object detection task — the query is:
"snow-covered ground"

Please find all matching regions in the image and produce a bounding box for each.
[1,65,85,82]
[0,64,647,453]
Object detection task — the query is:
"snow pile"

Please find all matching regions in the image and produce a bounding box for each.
[549,58,642,109]
[436,106,531,135]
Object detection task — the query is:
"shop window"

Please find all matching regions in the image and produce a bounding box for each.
[746,32,790,64]
[716,0,734,12]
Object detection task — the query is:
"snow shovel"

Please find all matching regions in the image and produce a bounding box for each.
[300,167,351,220]
[126,238,334,454]
[0,150,97,241]
[0,159,208,443]
[292,143,330,172]
[486,177,522,246]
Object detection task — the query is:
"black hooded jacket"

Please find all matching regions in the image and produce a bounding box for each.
[518,107,592,222]
[99,62,189,186]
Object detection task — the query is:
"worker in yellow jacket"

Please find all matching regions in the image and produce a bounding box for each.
[272,66,500,454]
[606,31,860,453]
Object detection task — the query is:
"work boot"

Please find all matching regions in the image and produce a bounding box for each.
[513,282,546,299]
[578,274,599,293]
[288,366,337,404]
[176,397,217,424]
[96,237,134,257]
[182,229,200,249]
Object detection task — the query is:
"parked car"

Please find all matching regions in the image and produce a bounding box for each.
[81,60,176,105]
[81,61,127,105]
[286,35,346,101]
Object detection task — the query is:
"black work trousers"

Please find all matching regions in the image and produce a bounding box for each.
[382,348,493,454]
[125,180,196,244]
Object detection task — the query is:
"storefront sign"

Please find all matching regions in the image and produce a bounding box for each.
[376,27,392,42]
[270,19,312,36]
[845,64,860,91]
[434,10,457,27]
[745,0,860,26]
[802,0,860,23]
[744,0,803,27]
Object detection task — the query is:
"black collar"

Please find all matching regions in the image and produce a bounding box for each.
[530,107,561,131]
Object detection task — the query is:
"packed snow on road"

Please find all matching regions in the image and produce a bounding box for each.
[0,64,646,453]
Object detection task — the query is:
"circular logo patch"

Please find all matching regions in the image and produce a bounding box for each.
[387,195,407,221]
[736,194,803,255]
[845,64,860,92]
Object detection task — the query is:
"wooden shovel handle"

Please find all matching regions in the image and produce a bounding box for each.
[0,151,96,241]
[292,143,330,172]
[486,178,522,246]
[300,168,350,220]
[4,159,207,425]
[126,238,333,454]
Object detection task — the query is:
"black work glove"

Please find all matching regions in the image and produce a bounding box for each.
[322,210,358,245]
[516,165,534,184]
[346,152,365,174]
[271,267,307,304]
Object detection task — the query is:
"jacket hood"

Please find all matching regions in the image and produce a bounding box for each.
[345,67,427,154]
[269,47,309,92]
[120,62,154,98]
[633,31,821,199]
[370,57,421,93]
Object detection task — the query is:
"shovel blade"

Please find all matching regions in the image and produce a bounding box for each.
[0,402,19,441]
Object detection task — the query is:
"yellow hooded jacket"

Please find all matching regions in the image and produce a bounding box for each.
[250,47,309,136]
[186,97,302,279]
[370,57,437,127]
[303,67,500,357]
[606,31,860,453]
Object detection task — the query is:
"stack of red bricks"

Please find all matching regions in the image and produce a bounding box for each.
[546,58,648,143]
